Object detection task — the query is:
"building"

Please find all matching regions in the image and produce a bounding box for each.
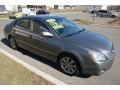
[107,5,120,11]
[102,5,108,10]
[46,5,64,9]
[5,5,46,12]
[0,5,5,12]
[73,5,102,11]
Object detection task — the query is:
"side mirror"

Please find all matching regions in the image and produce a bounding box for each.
[41,32,54,38]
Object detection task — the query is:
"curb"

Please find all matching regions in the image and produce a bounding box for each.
[90,24,120,29]
[0,48,67,85]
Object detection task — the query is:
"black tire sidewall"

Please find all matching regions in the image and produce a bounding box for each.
[9,36,18,50]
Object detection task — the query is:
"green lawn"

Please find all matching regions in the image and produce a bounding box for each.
[0,53,52,85]
[0,15,9,18]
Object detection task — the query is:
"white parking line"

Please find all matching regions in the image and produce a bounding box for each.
[0,48,67,85]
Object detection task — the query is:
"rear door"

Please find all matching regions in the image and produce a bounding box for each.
[102,10,108,16]
[13,18,32,49]
[107,11,112,17]
[98,10,107,16]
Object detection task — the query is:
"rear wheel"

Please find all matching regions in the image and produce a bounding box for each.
[112,15,115,18]
[58,54,80,76]
[9,36,18,50]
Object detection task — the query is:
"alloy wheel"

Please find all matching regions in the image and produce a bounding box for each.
[60,56,77,75]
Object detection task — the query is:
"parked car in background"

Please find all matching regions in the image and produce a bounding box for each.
[9,12,24,19]
[4,15,115,76]
[89,9,97,14]
[22,8,36,16]
[36,9,50,15]
[96,10,118,18]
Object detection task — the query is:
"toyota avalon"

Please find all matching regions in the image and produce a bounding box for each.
[4,15,115,76]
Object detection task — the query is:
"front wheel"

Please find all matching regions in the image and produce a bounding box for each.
[58,54,80,76]
[9,36,18,50]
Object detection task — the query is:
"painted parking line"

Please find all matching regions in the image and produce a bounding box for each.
[0,48,67,85]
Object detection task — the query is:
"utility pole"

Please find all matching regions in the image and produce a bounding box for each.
[14,5,15,12]
[93,5,96,22]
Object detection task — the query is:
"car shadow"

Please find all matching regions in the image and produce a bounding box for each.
[1,38,91,78]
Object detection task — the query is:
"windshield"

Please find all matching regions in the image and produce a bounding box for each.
[46,18,84,37]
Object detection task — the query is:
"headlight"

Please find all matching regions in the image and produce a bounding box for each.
[89,51,106,63]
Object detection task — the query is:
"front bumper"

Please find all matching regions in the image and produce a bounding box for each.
[81,50,115,75]
[82,58,114,75]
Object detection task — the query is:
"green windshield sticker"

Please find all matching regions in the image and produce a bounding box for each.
[46,19,64,30]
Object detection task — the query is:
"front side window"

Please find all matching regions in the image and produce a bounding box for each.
[32,20,48,34]
[16,19,30,29]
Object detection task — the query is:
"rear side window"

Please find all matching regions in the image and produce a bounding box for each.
[16,19,30,29]
[98,10,107,13]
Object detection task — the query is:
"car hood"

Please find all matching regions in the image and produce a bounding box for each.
[62,30,112,53]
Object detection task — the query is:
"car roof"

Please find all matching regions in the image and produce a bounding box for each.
[19,15,66,21]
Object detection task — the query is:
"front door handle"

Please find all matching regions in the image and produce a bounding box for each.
[32,36,44,41]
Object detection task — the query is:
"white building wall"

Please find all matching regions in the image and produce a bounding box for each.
[102,5,108,10]
[5,5,18,11]
[58,5,64,9]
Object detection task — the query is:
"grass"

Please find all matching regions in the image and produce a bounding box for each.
[0,53,52,85]
[74,19,93,25]
[0,15,9,18]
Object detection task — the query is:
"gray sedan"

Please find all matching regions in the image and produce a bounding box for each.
[96,10,118,18]
[4,15,115,76]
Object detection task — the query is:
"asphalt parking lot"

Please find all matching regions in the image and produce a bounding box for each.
[54,12,114,24]
[0,13,120,84]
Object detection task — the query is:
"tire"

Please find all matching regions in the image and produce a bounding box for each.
[9,36,18,50]
[9,16,11,19]
[112,15,115,18]
[58,54,80,76]
[13,16,16,19]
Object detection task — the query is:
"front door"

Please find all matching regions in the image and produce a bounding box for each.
[28,19,60,61]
